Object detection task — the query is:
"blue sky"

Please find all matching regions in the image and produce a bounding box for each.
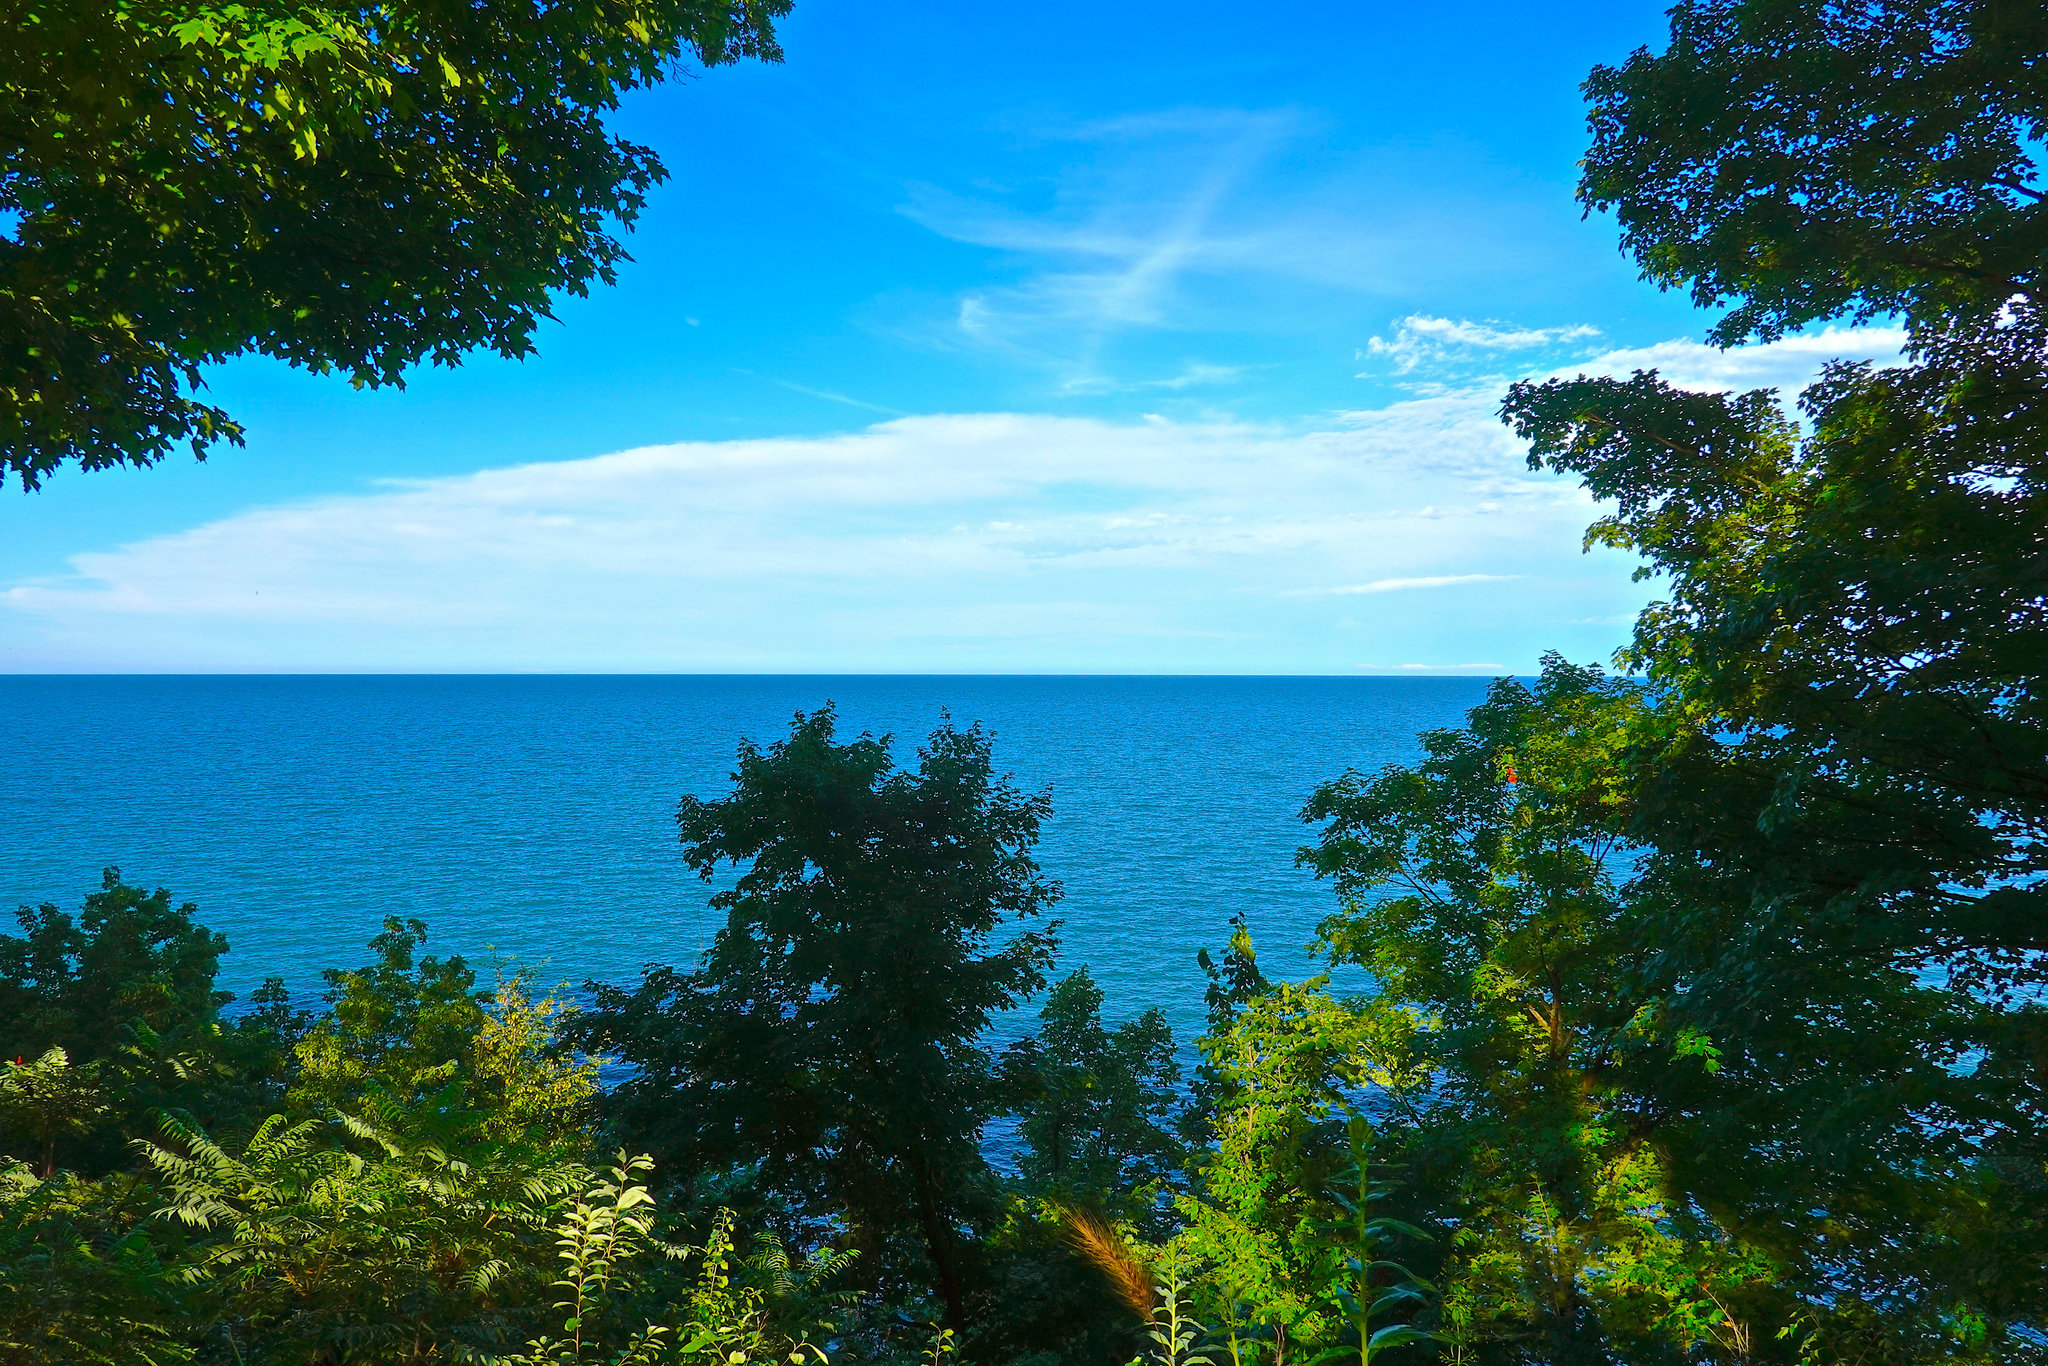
[1,0,1901,672]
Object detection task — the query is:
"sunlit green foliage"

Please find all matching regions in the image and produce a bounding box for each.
[292,917,600,1157]
[0,871,301,1176]
[2,0,788,487]
[1301,661,1795,1363]
[1174,975,1379,1360]
[0,1049,111,1180]
[0,899,857,1366]
[492,1153,853,1366]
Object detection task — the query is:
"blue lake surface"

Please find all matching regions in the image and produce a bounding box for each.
[0,676,1491,1042]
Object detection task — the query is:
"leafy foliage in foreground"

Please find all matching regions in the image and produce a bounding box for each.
[7,0,2048,1361]
[0,892,874,1366]
[2,0,788,487]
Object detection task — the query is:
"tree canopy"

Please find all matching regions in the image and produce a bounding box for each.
[1497,0,2048,1351]
[2,0,787,489]
[1581,0,2048,344]
[578,707,1062,1328]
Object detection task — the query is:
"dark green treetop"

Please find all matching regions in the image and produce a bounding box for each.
[0,870,299,1173]
[1000,966,1185,1213]
[0,870,228,1064]
[1503,334,2046,982]
[1582,0,2048,343]
[580,706,1061,1328]
[2,0,787,488]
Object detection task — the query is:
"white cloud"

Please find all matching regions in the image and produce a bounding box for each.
[1560,325,1908,394]
[1,324,1914,673]
[20,323,1904,674]
[2,400,1651,673]
[1288,573,1514,597]
[1357,317,1906,401]
[1358,314,1907,397]
[1363,315,1603,373]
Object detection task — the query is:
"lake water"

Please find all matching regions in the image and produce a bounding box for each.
[0,676,1491,1043]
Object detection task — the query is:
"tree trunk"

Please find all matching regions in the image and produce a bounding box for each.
[910,1153,969,1328]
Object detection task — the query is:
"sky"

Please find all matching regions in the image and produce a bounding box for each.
[0,0,1904,673]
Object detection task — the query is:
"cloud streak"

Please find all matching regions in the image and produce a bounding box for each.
[1290,573,1515,596]
[4,402,1637,673]
[1,327,1906,674]
[892,107,1509,391]
[904,111,1289,374]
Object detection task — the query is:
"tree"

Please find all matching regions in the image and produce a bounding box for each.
[1493,0,2048,1350]
[0,1049,110,1180]
[0,870,299,1174]
[0,871,229,1067]
[291,917,600,1159]
[1303,659,1788,1365]
[1502,355,2046,1358]
[2,0,788,488]
[1580,0,2048,346]
[579,707,1061,1328]
[1001,967,1185,1214]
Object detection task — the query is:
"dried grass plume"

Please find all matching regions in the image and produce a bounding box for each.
[1057,1204,1156,1321]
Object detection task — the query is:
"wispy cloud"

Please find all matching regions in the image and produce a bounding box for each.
[903,111,1290,369]
[1060,361,1249,395]
[1559,325,1908,394]
[1361,315,1603,375]
[763,378,906,415]
[892,107,1463,391]
[1136,362,1247,391]
[1,398,1642,673]
[1287,573,1514,596]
